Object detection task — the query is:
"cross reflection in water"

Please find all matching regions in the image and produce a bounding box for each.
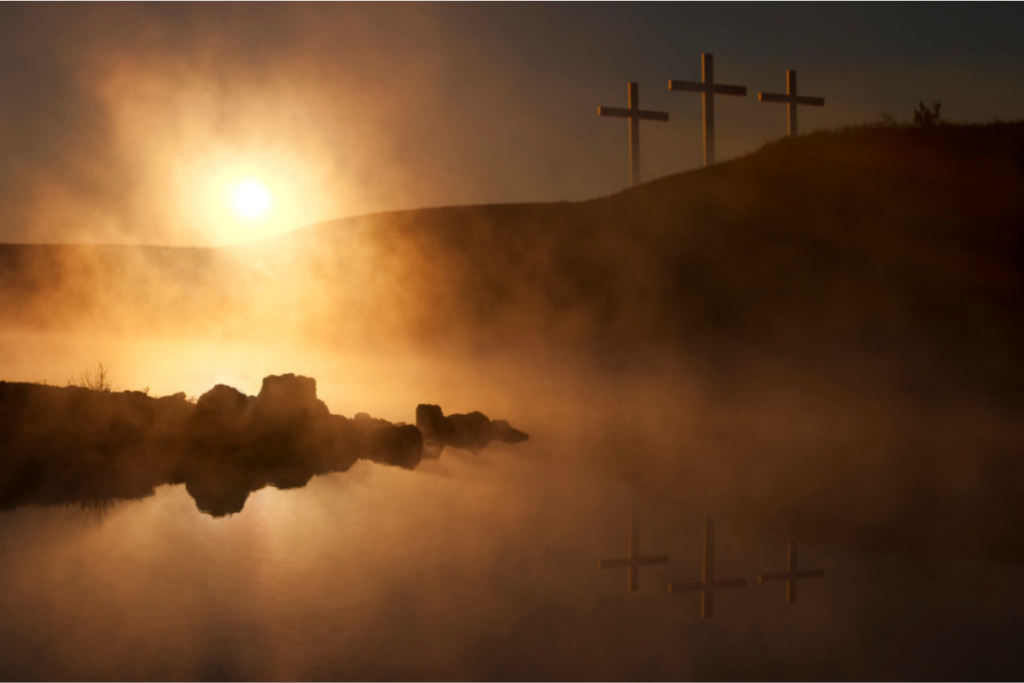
[669,512,747,618]
[598,501,829,618]
[598,491,670,592]
[759,541,826,603]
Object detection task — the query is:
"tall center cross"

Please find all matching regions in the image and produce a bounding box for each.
[758,70,825,136]
[758,542,825,603]
[598,82,669,187]
[599,493,669,592]
[668,53,747,167]
[669,512,746,618]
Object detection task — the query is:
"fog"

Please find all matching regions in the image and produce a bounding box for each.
[2,435,1024,680]
[3,123,1024,559]
[3,214,1024,676]
[0,4,647,245]
[2,6,1024,678]
[3,4,1024,245]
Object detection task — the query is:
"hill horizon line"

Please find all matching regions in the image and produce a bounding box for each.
[6,118,1023,251]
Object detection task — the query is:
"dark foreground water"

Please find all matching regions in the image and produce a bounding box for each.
[2,428,1023,681]
[2,334,1023,680]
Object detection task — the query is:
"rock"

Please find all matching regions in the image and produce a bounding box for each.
[490,419,530,444]
[249,375,336,470]
[446,411,494,452]
[0,375,528,518]
[416,404,451,444]
[185,384,252,455]
[191,384,251,428]
[254,374,329,421]
[352,411,394,431]
[415,404,529,453]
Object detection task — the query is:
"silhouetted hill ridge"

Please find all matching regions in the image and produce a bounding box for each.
[304,122,1024,392]
[4,123,1024,559]
[2,122,1023,395]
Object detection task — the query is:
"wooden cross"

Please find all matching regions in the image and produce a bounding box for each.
[598,493,669,592]
[668,53,747,167]
[669,512,746,618]
[758,70,825,136]
[758,542,825,603]
[598,82,669,187]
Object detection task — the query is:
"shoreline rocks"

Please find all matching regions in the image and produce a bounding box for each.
[0,374,528,517]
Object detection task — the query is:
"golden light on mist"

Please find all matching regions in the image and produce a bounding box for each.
[231,180,272,219]
[194,159,326,245]
[86,58,351,246]
[207,167,301,244]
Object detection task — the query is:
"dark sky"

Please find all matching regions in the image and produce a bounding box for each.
[1,2,1023,245]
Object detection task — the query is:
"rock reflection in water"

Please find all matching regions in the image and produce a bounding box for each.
[0,373,528,517]
[1,435,1024,680]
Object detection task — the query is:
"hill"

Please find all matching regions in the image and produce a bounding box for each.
[5,123,1024,374]
[289,122,1024,391]
[3,122,1024,559]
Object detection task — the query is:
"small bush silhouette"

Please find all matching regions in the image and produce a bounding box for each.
[913,101,943,128]
[875,102,944,129]
[67,361,113,392]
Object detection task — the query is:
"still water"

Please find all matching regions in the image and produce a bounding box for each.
[3,438,1023,680]
[2,335,1023,680]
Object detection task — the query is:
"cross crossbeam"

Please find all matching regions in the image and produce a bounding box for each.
[598,82,669,187]
[599,494,669,592]
[758,70,824,136]
[668,53,747,166]
[669,513,746,618]
[758,542,825,603]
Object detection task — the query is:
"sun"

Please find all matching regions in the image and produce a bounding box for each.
[231,180,272,218]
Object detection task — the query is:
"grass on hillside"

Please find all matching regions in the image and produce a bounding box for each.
[67,361,114,392]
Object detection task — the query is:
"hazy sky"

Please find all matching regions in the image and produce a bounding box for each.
[1,2,1023,246]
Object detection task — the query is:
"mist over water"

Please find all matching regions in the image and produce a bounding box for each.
[3,328,1024,678]
[2,121,1024,678]
[3,305,1024,679]
[2,419,1024,680]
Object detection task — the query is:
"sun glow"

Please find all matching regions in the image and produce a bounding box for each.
[231,180,272,218]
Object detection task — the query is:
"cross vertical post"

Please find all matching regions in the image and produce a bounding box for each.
[669,512,746,618]
[668,53,747,166]
[758,542,825,603]
[628,82,640,189]
[787,70,797,137]
[758,70,825,136]
[598,82,669,187]
[627,492,641,591]
[703,54,715,167]
[599,492,669,592]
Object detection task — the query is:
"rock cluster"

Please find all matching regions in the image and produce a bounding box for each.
[416,404,529,454]
[0,374,528,517]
